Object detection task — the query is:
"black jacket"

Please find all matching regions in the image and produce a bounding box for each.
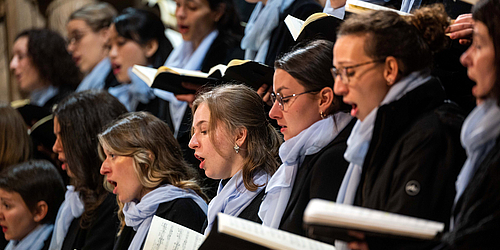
[353,78,466,250]
[61,193,120,250]
[264,0,323,66]
[439,136,500,250]
[113,198,206,250]
[278,119,355,236]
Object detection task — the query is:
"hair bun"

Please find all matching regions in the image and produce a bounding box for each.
[407,4,450,54]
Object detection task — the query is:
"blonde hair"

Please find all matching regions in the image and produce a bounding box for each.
[0,105,31,169]
[98,112,207,233]
[192,84,282,191]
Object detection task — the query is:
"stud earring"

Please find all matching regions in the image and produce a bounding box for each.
[320,111,326,119]
[234,144,240,154]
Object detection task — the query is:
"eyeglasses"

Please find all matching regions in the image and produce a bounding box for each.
[331,59,385,84]
[270,89,320,111]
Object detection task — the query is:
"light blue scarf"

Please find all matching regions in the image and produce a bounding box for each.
[241,0,295,63]
[400,0,422,13]
[259,113,353,228]
[30,85,59,107]
[76,58,111,92]
[151,30,219,138]
[48,186,84,250]
[6,224,53,250]
[454,98,500,212]
[204,170,270,235]
[123,184,207,250]
[108,67,156,111]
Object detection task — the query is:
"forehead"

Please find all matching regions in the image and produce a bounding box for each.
[176,0,210,5]
[13,36,29,52]
[193,102,210,124]
[67,19,91,31]
[0,188,23,203]
[333,34,370,64]
[273,69,305,93]
[473,21,491,42]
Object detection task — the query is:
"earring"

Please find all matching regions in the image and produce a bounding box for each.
[320,111,326,119]
[234,144,240,154]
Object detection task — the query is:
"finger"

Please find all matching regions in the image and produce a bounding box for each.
[459,38,472,46]
[262,91,272,106]
[347,230,366,240]
[256,84,269,97]
[455,13,472,23]
[450,28,473,40]
[446,23,473,34]
[174,94,196,104]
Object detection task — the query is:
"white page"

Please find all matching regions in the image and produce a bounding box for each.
[143,216,205,250]
[284,15,305,41]
[218,213,336,250]
[132,65,157,87]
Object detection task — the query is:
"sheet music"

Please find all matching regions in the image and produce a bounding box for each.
[218,213,336,250]
[143,216,205,250]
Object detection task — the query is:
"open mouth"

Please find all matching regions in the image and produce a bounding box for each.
[1,226,7,233]
[194,154,206,169]
[350,104,358,117]
[111,63,121,75]
[178,25,189,34]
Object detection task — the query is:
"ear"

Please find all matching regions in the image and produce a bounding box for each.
[318,87,334,114]
[32,200,48,223]
[383,56,399,86]
[213,3,226,23]
[143,39,159,59]
[234,127,248,149]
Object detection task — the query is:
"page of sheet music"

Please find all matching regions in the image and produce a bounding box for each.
[143,216,205,250]
[218,213,336,250]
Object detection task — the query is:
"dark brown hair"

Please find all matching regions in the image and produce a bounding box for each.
[338,4,450,77]
[192,84,282,191]
[274,39,350,116]
[53,90,127,228]
[473,0,500,104]
[0,160,65,224]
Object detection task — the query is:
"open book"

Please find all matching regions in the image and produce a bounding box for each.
[143,214,336,250]
[303,199,445,242]
[132,59,273,95]
[345,0,412,16]
[284,13,341,42]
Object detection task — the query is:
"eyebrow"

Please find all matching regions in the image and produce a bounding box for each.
[275,86,289,93]
[194,120,208,128]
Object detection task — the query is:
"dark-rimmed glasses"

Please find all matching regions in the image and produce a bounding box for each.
[270,89,321,111]
[331,59,385,84]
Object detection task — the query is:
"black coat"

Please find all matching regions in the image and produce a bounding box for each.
[278,119,355,236]
[353,78,466,250]
[113,198,206,250]
[61,193,120,250]
[439,136,500,250]
[264,0,323,66]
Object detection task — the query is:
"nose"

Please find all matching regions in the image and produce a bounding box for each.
[269,100,282,120]
[52,137,62,154]
[9,56,18,71]
[188,134,199,149]
[333,76,348,96]
[100,159,110,175]
[460,46,473,68]
[67,41,75,53]
[108,44,117,59]
[176,5,186,20]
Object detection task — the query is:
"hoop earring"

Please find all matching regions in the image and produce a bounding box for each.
[320,111,326,119]
[234,144,240,154]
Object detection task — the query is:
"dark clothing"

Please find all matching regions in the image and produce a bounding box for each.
[353,78,466,250]
[113,198,206,250]
[138,31,243,199]
[278,119,355,236]
[238,189,266,224]
[264,0,323,66]
[61,193,119,250]
[42,85,74,111]
[438,136,500,250]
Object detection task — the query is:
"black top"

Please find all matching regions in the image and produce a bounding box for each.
[264,0,323,66]
[353,78,466,250]
[113,198,206,250]
[61,193,120,250]
[278,119,355,236]
[439,136,500,250]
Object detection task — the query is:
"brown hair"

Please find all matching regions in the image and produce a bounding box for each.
[98,112,207,233]
[192,84,282,191]
[274,39,350,116]
[338,4,450,77]
[69,2,118,32]
[53,90,127,228]
[473,0,500,104]
[0,104,31,169]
